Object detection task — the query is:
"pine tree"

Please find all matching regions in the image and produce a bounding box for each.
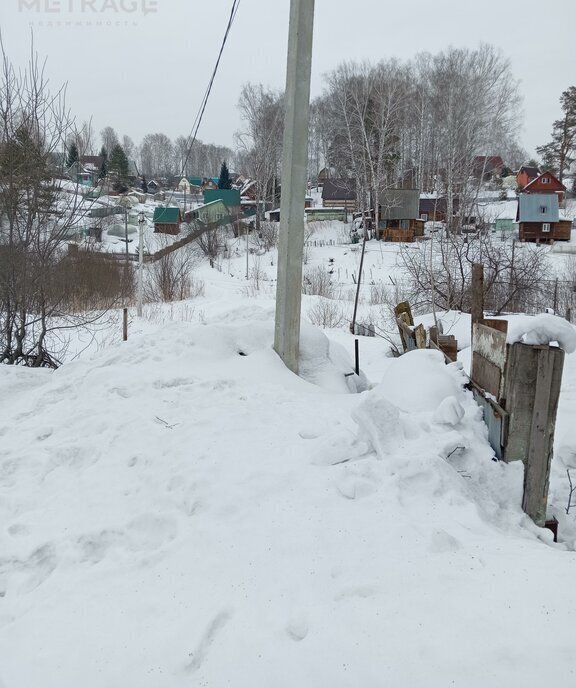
[99,146,108,180]
[66,141,79,168]
[536,86,576,184]
[108,143,129,180]
[218,160,232,189]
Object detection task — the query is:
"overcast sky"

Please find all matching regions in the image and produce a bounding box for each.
[1,0,575,160]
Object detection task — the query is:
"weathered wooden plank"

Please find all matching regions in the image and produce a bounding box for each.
[522,348,554,525]
[502,343,538,463]
[394,302,414,326]
[414,323,427,349]
[471,322,508,400]
[438,335,457,362]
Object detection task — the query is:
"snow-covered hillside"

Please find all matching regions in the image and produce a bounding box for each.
[2,222,576,688]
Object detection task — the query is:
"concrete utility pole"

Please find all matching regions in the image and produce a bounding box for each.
[274,0,315,374]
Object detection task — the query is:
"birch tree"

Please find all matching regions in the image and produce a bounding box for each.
[236,83,284,229]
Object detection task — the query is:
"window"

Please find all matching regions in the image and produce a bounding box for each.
[541,177,550,184]
[420,213,428,221]
[542,223,551,233]
[400,219,410,229]
[540,206,548,214]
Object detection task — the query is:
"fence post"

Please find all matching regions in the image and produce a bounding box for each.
[471,263,484,347]
[123,308,128,341]
[503,343,564,526]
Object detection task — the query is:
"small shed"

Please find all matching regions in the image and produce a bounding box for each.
[495,217,517,236]
[153,207,182,235]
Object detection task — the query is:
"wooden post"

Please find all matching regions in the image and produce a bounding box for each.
[502,343,564,526]
[123,308,128,341]
[354,338,359,376]
[521,346,564,525]
[471,263,484,347]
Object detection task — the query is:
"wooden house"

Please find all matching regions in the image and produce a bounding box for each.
[147,179,160,193]
[516,166,540,190]
[378,189,424,242]
[321,179,356,214]
[316,167,335,186]
[239,179,257,200]
[522,170,566,205]
[472,155,504,180]
[516,194,570,242]
[153,206,182,235]
[202,178,218,191]
[177,177,191,193]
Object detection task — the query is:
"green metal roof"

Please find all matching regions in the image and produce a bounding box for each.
[203,188,241,208]
[153,207,181,224]
[187,176,203,186]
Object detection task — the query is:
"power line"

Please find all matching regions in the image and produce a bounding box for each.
[161,0,241,211]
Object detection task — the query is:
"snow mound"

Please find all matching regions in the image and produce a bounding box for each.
[372,348,465,412]
[506,313,576,353]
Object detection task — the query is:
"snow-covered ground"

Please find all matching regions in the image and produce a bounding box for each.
[2,218,576,687]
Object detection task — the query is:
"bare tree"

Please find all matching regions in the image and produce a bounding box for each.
[140,132,174,178]
[236,83,284,229]
[398,232,549,315]
[76,119,95,157]
[122,134,135,161]
[100,125,118,155]
[145,240,203,302]
[0,44,126,367]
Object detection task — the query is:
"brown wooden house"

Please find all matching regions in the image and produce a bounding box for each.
[153,207,182,235]
[516,166,540,190]
[378,189,424,242]
[516,194,569,243]
[321,179,357,214]
[522,170,566,205]
[418,195,461,223]
[472,155,504,180]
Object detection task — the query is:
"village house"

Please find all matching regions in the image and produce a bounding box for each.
[516,194,571,243]
[321,179,356,215]
[472,156,504,180]
[521,170,567,206]
[153,207,182,235]
[516,165,540,190]
[378,189,424,242]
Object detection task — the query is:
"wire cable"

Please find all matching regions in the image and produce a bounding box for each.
[160,0,241,212]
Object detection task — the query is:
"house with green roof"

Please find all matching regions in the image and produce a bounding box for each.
[153,207,182,235]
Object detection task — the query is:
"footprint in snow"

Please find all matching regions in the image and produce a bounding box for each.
[286,614,309,641]
[428,529,462,554]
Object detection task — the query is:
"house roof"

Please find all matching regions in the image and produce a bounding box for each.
[321,179,356,201]
[420,197,448,213]
[80,155,104,170]
[523,170,566,192]
[517,194,559,223]
[379,189,420,220]
[517,166,540,178]
[153,207,181,224]
[473,156,504,172]
[203,188,241,208]
[239,179,257,195]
